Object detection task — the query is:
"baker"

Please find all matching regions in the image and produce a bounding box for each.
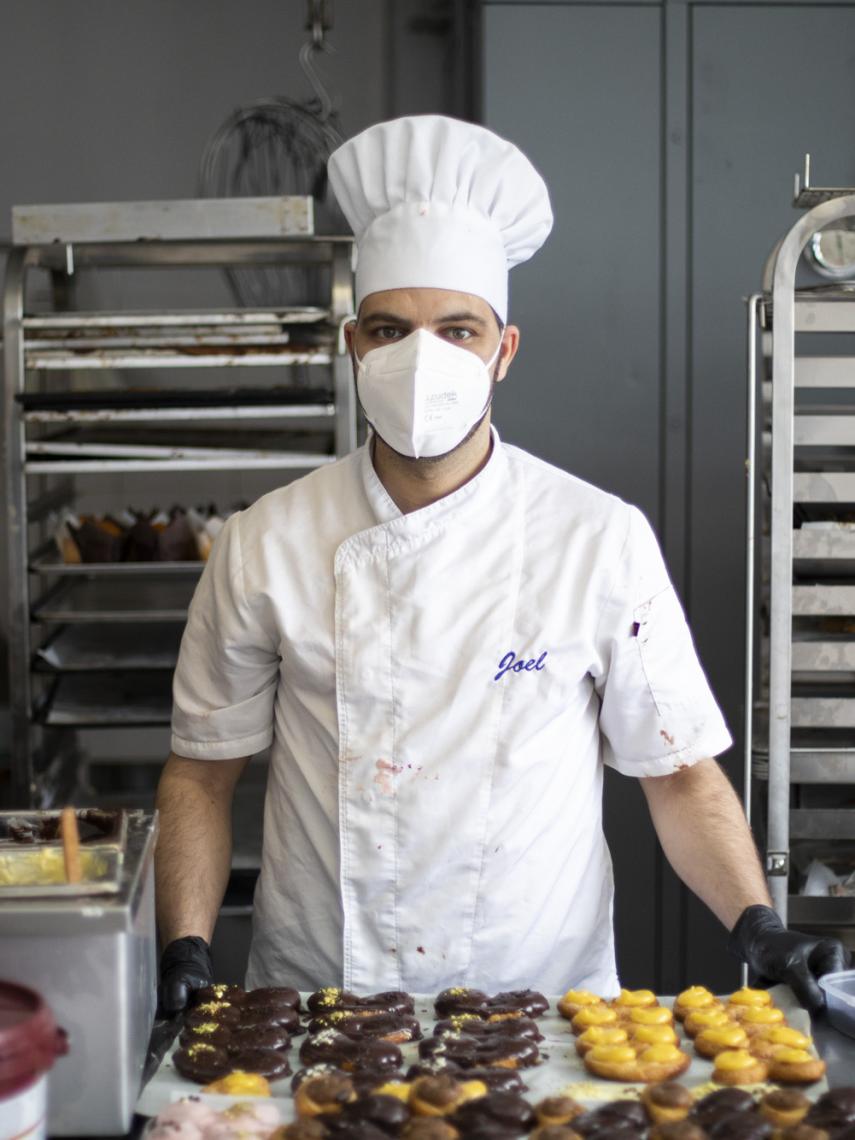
[156,115,848,1014]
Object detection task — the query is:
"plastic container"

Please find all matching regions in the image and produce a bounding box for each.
[0,981,67,1140]
[819,969,855,1039]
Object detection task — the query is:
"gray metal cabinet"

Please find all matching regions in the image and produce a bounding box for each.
[483,0,855,989]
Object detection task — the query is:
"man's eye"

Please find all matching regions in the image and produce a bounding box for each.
[373,326,404,340]
[443,327,474,341]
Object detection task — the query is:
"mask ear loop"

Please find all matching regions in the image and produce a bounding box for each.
[337,313,357,358]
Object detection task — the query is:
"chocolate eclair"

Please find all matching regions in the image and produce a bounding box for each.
[489,990,550,1018]
[195,983,246,1005]
[691,1088,756,1128]
[434,988,490,1018]
[172,1042,231,1083]
[184,1000,242,1028]
[405,1061,525,1095]
[235,1004,302,1034]
[300,1030,403,1074]
[308,988,415,1016]
[332,1093,411,1134]
[243,985,301,1011]
[178,1021,233,1048]
[227,1024,291,1053]
[433,1017,542,1043]
[308,1011,423,1044]
[418,1032,538,1069]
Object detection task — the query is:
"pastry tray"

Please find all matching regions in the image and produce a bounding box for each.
[135,986,823,1122]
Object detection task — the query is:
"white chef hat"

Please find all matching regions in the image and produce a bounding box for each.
[327,115,553,324]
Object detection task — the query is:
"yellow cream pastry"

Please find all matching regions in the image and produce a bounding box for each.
[683,1007,730,1038]
[629,1023,679,1047]
[627,1006,674,1026]
[557,989,604,1020]
[571,1005,619,1034]
[727,986,773,1009]
[612,988,658,1009]
[575,1026,630,1055]
[736,1005,786,1033]
[712,1049,769,1085]
[767,1046,826,1085]
[695,1024,749,1057]
[673,986,716,1020]
[750,1026,811,1060]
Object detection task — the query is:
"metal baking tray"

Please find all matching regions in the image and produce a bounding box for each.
[136,987,821,1122]
[0,808,128,898]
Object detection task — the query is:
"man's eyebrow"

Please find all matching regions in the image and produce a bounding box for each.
[360,311,412,325]
[434,311,488,326]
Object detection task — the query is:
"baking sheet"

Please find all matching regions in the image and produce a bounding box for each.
[136,986,825,1121]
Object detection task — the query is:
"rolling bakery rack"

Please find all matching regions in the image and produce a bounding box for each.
[2,196,356,814]
[748,166,855,949]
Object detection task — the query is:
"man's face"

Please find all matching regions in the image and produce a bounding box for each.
[345,287,519,382]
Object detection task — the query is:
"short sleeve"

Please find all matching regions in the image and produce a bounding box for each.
[171,513,280,760]
[594,506,732,777]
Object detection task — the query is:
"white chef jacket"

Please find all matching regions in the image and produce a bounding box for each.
[171,429,731,996]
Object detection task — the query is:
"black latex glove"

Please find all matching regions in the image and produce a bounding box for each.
[728,904,850,1014]
[158,935,214,1016]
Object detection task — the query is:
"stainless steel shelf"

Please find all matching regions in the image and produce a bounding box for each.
[793,585,855,616]
[755,750,855,784]
[791,809,855,840]
[796,358,855,389]
[25,452,335,474]
[25,347,332,369]
[30,548,204,577]
[796,416,855,447]
[31,577,195,623]
[34,623,183,672]
[24,404,335,425]
[38,672,173,727]
[795,473,855,503]
[23,306,328,329]
[792,697,855,729]
[794,528,855,560]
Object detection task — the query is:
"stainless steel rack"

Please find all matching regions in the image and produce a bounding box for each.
[748,189,855,944]
[3,218,356,807]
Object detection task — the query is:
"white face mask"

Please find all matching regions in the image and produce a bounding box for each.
[354,328,501,459]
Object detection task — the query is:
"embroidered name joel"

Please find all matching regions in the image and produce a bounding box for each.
[494,650,548,682]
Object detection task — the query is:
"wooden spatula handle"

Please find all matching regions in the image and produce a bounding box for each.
[60,807,82,884]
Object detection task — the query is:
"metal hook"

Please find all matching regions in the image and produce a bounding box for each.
[299,38,336,122]
[305,0,332,49]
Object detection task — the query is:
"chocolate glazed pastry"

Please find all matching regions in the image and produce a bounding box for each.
[434,989,490,1018]
[227,1025,291,1053]
[451,1090,536,1138]
[172,1042,232,1083]
[406,1061,525,1095]
[779,1128,830,1140]
[184,1001,242,1028]
[433,1017,543,1043]
[308,1012,423,1043]
[691,1088,756,1128]
[330,1093,411,1134]
[236,1004,302,1034]
[316,1120,391,1140]
[707,1118,771,1140]
[244,985,301,1010]
[178,1022,233,1048]
[195,983,246,1005]
[279,1122,330,1140]
[225,1045,292,1079]
[805,1088,855,1130]
[307,988,415,1016]
[531,1129,584,1140]
[490,990,550,1018]
[418,1033,539,1069]
[300,1031,404,1073]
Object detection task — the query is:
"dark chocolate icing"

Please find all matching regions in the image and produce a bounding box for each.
[491,989,550,1018]
[691,1088,756,1126]
[178,1021,233,1048]
[227,1024,291,1053]
[418,1031,539,1069]
[405,1060,525,1094]
[184,1000,242,1028]
[760,1088,810,1114]
[434,1017,542,1043]
[172,1042,231,1082]
[226,1045,292,1079]
[300,1030,403,1073]
[308,988,415,1016]
[778,1127,830,1140]
[452,1089,536,1134]
[647,1082,693,1111]
[533,1128,584,1140]
[434,988,490,1017]
[308,1012,423,1043]
[536,1095,584,1123]
[280,1121,329,1140]
[318,1118,392,1140]
[707,1117,771,1140]
[292,1063,342,1091]
[235,1004,302,1034]
[243,985,301,1010]
[194,983,246,1005]
[336,1092,411,1134]
[296,1072,356,1109]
